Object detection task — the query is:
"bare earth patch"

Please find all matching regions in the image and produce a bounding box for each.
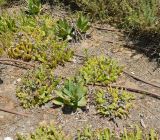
[0,8,160,139]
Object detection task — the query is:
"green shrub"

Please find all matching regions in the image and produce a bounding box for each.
[0,12,73,68]
[78,126,159,140]
[95,88,135,119]
[71,0,107,20]
[121,126,159,140]
[27,0,41,15]
[7,30,73,68]
[55,14,90,41]
[63,0,160,33]
[0,0,6,6]
[122,0,159,32]
[17,123,68,140]
[79,56,123,85]
[0,47,3,56]
[0,12,17,33]
[76,12,90,33]
[16,65,61,108]
[53,78,87,110]
[55,19,73,41]
[77,127,116,140]
[17,124,159,140]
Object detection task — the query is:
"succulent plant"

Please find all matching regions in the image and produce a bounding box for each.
[53,78,87,109]
[79,56,123,85]
[76,13,90,33]
[27,0,41,15]
[55,19,73,41]
[95,88,135,119]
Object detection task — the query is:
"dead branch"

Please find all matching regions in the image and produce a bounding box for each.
[91,25,118,32]
[0,107,30,117]
[87,83,160,99]
[0,62,31,69]
[0,58,35,68]
[110,85,160,99]
[123,70,160,88]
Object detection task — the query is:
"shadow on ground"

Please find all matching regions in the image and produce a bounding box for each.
[124,30,160,66]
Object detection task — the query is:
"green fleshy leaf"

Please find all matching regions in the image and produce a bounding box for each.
[53,97,64,106]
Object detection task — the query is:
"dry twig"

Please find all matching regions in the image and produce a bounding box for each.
[123,70,160,88]
[0,107,30,117]
[88,83,160,99]
[0,58,35,68]
[91,25,118,32]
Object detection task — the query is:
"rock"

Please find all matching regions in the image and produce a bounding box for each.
[140,119,146,128]
[17,78,21,83]
[0,115,4,119]
[72,57,77,64]
[132,54,143,60]
[13,78,21,85]
[123,50,133,57]
[4,137,13,140]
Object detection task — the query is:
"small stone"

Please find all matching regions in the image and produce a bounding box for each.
[17,78,21,83]
[132,54,143,60]
[4,137,13,140]
[72,57,77,63]
[13,78,21,85]
[0,115,4,119]
[124,50,133,57]
[140,119,146,128]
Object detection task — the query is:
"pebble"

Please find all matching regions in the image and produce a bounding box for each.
[123,50,133,57]
[140,119,146,128]
[132,54,143,60]
[0,115,4,119]
[4,137,13,140]
[13,78,21,85]
[72,57,77,63]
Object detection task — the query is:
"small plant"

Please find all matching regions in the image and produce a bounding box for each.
[53,78,87,110]
[27,0,41,15]
[16,124,159,140]
[77,127,116,140]
[0,12,69,65]
[0,13,16,33]
[123,0,159,31]
[7,32,34,61]
[121,126,159,140]
[95,88,135,119]
[0,47,3,56]
[78,126,159,140]
[70,0,107,20]
[76,13,90,33]
[16,65,61,108]
[17,123,68,140]
[7,29,73,68]
[55,19,73,41]
[79,56,123,85]
[55,14,90,41]
[0,0,6,6]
